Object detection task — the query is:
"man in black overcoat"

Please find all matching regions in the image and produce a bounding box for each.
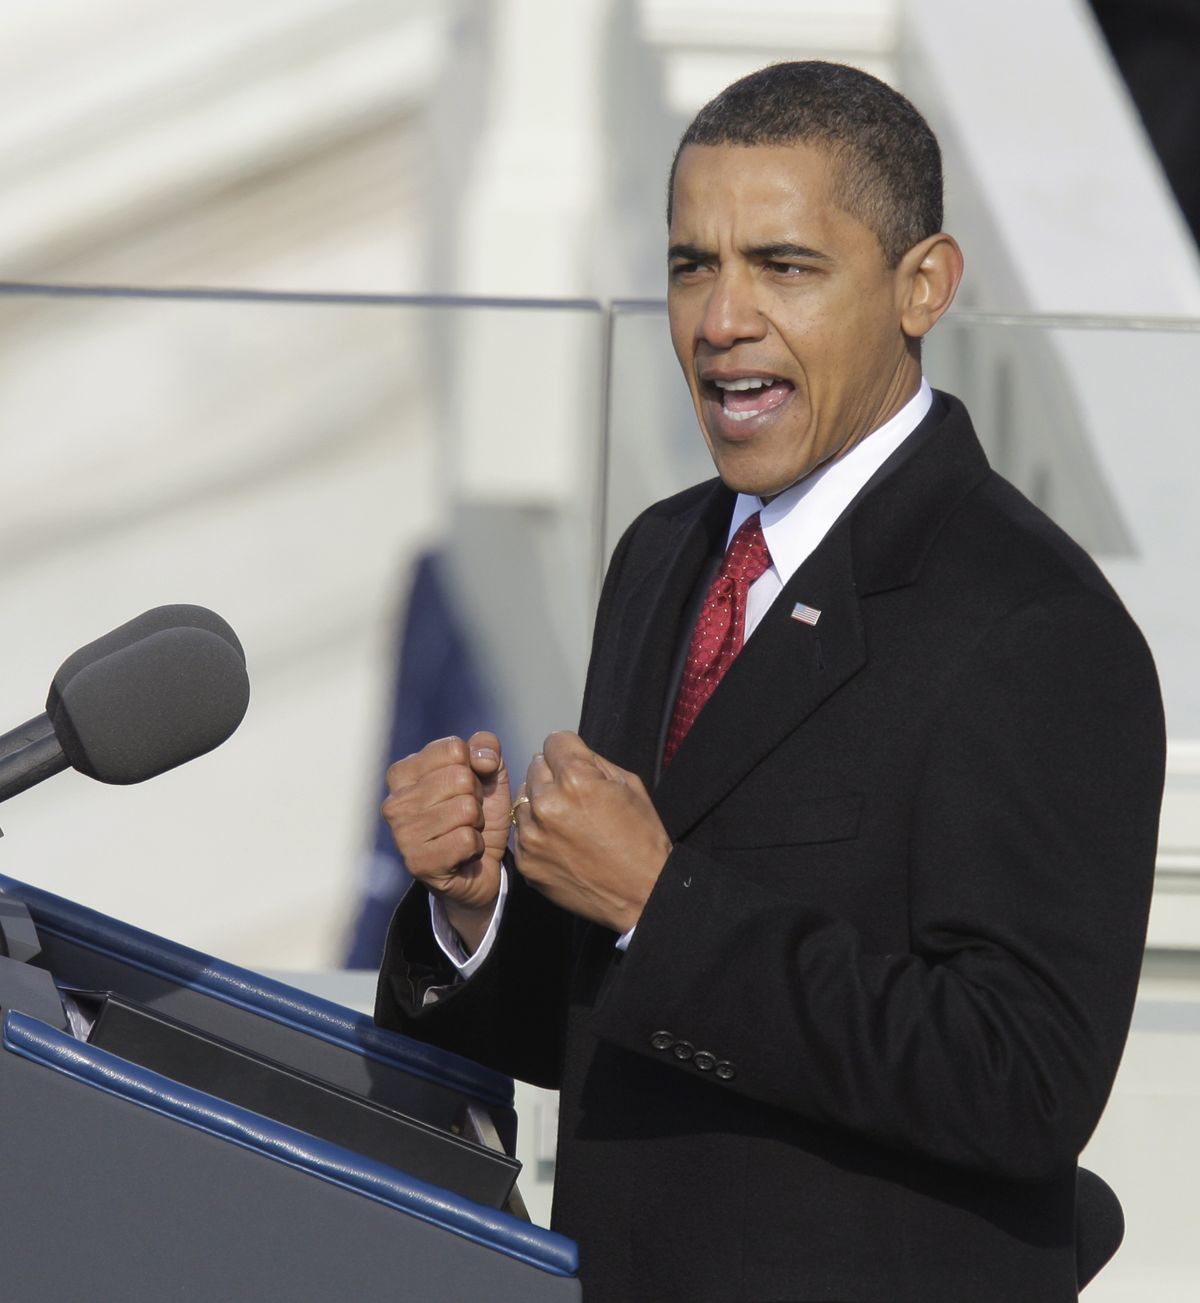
[375,62,1165,1302]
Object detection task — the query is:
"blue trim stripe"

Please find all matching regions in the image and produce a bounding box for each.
[0,875,512,1109]
[3,1012,577,1278]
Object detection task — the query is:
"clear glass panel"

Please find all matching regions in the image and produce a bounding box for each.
[0,286,605,968]
[603,302,712,557]
[924,316,1200,738]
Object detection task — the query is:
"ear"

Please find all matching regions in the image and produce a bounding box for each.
[896,233,963,340]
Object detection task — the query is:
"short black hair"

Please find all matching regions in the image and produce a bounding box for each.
[668,61,944,267]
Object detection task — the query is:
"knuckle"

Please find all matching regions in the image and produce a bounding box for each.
[381,792,419,830]
[404,847,434,877]
[545,729,579,756]
[560,761,592,792]
[518,818,546,851]
[454,794,482,827]
[436,736,471,765]
[532,792,560,824]
[445,766,476,798]
[448,826,480,860]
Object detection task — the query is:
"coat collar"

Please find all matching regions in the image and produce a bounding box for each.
[594,482,733,781]
[850,391,991,597]
[633,392,991,839]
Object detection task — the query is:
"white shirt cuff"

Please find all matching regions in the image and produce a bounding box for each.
[615,924,636,951]
[428,865,509,980]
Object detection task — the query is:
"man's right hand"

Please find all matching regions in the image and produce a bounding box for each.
[381,731,511,954]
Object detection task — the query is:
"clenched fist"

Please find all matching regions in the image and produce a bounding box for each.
[511,731,672,934]
[381,731,511,953]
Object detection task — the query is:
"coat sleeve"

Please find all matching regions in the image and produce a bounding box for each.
[588,588,1165,1181]
[373,515,647,1086]
[373,856,577,1089]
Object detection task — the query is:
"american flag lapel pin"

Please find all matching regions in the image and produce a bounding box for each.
[790,601,821,626]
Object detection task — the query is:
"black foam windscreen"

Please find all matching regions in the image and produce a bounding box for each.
[1075,1167,1125,1289]
[46,604,245,720]
[48,627,251,785]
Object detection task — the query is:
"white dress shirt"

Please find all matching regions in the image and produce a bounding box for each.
[431,380,934,972]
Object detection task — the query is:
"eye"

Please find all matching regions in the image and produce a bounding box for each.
[766,261,812,277]
[669,260,705,279]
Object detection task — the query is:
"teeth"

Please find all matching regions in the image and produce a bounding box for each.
[725,408,761,421]
[714,377,773,391]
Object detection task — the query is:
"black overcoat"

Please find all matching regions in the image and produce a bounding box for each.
[376,394,1165,1302]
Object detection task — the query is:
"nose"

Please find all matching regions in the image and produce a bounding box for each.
[697,267,767,349]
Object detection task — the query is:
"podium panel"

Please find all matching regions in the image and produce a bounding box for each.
[0,876,580,1301]
[0,873,508,1144]
[85,992,522,1208]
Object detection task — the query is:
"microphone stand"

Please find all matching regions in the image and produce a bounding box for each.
[0,715,69,813]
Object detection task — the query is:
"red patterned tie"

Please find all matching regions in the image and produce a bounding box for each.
[663,511,771,767]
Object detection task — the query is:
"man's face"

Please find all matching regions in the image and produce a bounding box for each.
[667,142,921,499]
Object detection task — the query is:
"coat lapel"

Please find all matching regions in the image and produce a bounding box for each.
[651,519,864,840]
[592,484,732,782]
[648,393,991,842]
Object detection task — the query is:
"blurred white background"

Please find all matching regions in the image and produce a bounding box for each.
[0,2,1197,1287]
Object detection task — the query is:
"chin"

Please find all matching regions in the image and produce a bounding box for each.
[719,477,781,501]
[715,463,801,500]
[708,440,809,499]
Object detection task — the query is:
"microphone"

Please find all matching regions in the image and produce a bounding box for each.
[45,604,244,718]
[0,608,250,805]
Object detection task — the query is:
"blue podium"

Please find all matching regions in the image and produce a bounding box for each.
[0,874,580,1301]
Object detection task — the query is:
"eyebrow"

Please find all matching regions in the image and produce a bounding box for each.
[667,243,711,263]
[748,242,833,263]
[667,241,833,263]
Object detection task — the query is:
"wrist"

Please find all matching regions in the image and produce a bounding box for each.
[444,898,496,955]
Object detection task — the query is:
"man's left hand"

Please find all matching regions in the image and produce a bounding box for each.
[512,731,672,933]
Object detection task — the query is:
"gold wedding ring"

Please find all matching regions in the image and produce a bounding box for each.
[509,794,531,826]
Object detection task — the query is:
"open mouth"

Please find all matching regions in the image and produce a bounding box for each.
[706,375,794,423]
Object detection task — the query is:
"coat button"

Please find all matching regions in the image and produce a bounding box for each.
[651,1031,674,1052]
[715,1060,736,1080]
[693,1050,716,1071]
[671,1040,695,1061]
